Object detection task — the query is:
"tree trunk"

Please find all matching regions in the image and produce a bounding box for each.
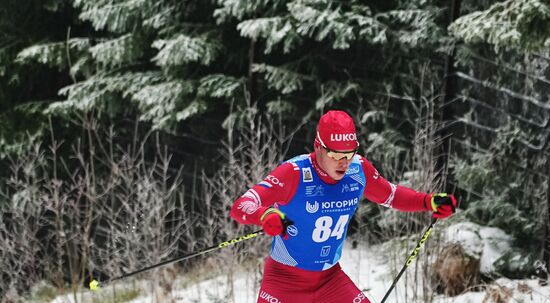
[438,0,462,192]
[540,157,550,285]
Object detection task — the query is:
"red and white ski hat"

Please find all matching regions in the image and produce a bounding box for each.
[315,110,359,151]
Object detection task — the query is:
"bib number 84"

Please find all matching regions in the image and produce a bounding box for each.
[312,215,350,243]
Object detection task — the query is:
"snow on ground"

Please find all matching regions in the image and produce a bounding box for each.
[51,222,550,303]
[443,222,512,273]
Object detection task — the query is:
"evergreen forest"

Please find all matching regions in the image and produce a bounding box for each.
[1,0,549,302]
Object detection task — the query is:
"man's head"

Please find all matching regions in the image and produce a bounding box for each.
[314,110,359,180]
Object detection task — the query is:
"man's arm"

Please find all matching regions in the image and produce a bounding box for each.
[230,162,300,225]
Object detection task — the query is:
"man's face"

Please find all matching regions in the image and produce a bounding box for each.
[314,144,354,180]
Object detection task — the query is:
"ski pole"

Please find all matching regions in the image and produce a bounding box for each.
[380,217,437,303]
[88,229,264,290]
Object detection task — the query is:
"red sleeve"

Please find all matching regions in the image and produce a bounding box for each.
[360,156,430,212]
[230,162,300,225]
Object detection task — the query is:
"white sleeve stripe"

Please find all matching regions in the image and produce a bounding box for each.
[382,183,397,208]
[250,188,262,205]
[242,188,262,205]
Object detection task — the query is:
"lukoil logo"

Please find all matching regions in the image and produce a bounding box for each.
[330,133,357,142]
[265,175,284,187]
[259,291,281,303]
[353,292,367,303]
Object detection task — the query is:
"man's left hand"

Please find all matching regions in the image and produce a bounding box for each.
[428,193,457,218]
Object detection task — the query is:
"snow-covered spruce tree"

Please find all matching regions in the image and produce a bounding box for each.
[15,0,248,132]
[450,0,550,53]
[448,0,550,281]
[0,0,77,162]
[12,0,453,160]
[216,0,447,114]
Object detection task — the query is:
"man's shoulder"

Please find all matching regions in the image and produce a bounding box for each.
[351,154,363,165]
[268,159,301,180]
[356,154,373,165]
[355,155,377,174]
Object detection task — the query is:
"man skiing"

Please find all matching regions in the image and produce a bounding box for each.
[230,110,456,303]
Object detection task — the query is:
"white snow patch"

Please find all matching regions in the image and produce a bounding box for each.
[444,221,512,273]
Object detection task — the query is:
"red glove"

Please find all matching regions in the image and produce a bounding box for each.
[260,207,290,237]
[427,193,457,218]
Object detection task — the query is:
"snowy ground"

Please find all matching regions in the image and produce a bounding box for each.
[50,222,550,303]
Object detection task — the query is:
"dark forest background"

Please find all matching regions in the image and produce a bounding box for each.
[1,0,549,301]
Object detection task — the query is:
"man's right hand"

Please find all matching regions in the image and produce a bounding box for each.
[260,207,290,237]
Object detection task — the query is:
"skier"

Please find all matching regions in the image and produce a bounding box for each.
[231,110,456,303]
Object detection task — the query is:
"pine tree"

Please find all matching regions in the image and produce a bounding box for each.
[0,0,79,160]
[450,0,550,52]
[9,0,451,137]
[14,0,250,132]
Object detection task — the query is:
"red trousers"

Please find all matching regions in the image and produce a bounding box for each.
[257,257,371,303]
